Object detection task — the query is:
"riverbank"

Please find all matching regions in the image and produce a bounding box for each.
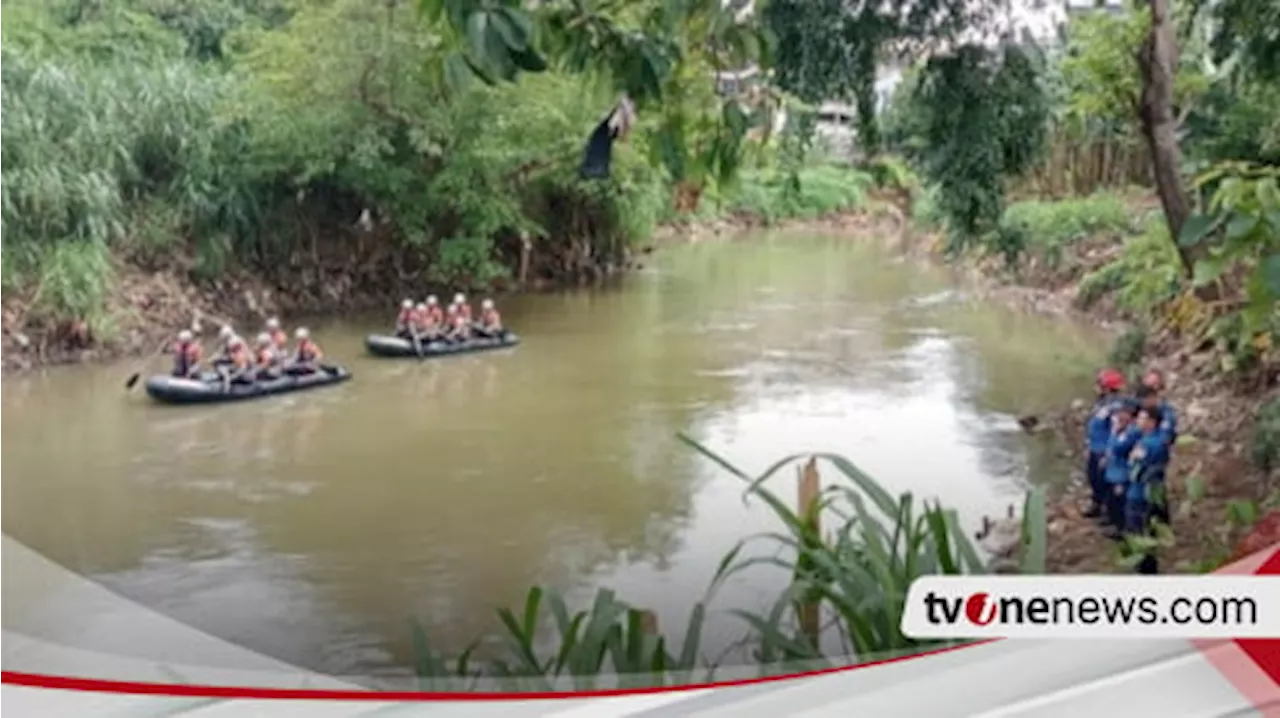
[875,194,1279,574]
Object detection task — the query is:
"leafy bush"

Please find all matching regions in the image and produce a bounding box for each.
[708,165,873,224]
[1077,219,1185,312]
[405,438,1046,689]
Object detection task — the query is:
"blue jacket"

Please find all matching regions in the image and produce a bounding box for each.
[1157,399,1179,446]
[1104,425,1141,485]
[1086,397,1120,454]
[1127,431,1170,501]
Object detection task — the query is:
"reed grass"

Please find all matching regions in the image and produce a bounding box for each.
[406,436,1047,690]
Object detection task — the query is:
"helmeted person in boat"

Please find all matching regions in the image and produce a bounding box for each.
[414,301,442,341]
[254,332,283,379]
[212,325,243,368]
[425,295,444,325]
[265,317,288,355]
[288,327,324,375]
[445,302,474,343]
[476,299,503,338]
[170,329,203,378]
[451,293,472,323]
[218,331,255,389]
[395,299,416,338]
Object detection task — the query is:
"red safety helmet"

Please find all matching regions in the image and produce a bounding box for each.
[1096,368,1125,391]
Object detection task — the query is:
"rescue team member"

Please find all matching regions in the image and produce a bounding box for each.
[413,302,442,340]
[1084,368,1126,520]
[424,295,444,325]
[446,305,473,342]
[1141,369,1179,446]
[265,317,288,355]
[1126,406,1169,574]
[395,299,416,338]
[219,332,254,390]
[452,293,472,323]
[213,325,243,368]
[1102,398,1140,540]
[255,333,282,379]
[1136,383,1176,526]
[476,299,503,338]
[171,330,203,378]
[288,327,323,374]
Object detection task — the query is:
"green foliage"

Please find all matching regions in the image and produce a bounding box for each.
[708,165,873,224]
[407,439,1035,684]
[908,44,1051,254]
[1107,325,1149,371]
[1001,194,1137,268]
[1180,162,1280,371]
[1253,399,1280,475]
[1078,220,1185,313]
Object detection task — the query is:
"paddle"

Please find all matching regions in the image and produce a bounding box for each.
[125,340,174,390]
[409,326,424,357]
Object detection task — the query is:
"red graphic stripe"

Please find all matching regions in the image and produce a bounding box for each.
[1194,544,1280,716]
[1,640,992,701]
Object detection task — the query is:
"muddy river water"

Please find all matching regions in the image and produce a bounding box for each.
[2,231,1107,680]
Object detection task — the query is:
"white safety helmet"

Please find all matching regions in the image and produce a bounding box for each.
[266,317,280,330]
[426,295,438,305]
[218,325,235,340]
[402,299,414,309]
[453,293,465,305]
[415,303,427,311]
[177,329,194,342]
[256,332,272,346]
[481,299,494,310]
[295,327,310,339]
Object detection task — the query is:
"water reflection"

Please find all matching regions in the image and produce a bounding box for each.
[2,232,1106,676]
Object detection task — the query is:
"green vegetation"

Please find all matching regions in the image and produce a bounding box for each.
[406,438,1044,689]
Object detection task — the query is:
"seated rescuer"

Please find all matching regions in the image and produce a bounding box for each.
[476,299,503,337]
[446,304,473,342]
[171,329,203,378]
[288,327,323,374]
[220,333,254,389]
[453,293,472,323]
[254,332,282,379]
[396,299,415,338]
[266,317,288,355]
[414,302,441,339]
[1084,368,1126,520]
[1126,406,1170,574]
[1102,398,1140,540]
[213,325,240,367]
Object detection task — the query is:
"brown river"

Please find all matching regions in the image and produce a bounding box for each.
[2,232,1106,680]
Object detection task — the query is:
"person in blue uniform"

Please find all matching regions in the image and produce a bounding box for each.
[1126,406,1170,574]
[1102,398,1140,540]
[1084,368,1127,520]
[1139,371,1178,525]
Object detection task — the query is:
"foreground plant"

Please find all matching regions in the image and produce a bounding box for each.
[407,438,1046,688]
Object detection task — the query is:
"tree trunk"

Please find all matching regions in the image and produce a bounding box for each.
[1136,0,1196,278]
[852,44,880,161]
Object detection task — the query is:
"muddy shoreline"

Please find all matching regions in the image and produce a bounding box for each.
[3,205,1272,572]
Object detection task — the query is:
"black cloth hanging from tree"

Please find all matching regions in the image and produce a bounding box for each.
[578,94,637,180]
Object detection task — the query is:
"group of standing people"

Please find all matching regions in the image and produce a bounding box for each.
[170,318,325,389]
[394,293,503,344]
[1084,367,1179,573]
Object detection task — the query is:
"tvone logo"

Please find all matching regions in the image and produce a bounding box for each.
[965,592,998,626]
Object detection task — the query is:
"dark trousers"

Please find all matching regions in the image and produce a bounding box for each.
[1148,480,1170,526]
[1086,452,1106,508]
[1106,485,1126,532]
[1125,496,1160,574]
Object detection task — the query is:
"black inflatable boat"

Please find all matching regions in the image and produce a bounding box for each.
[364,332,520,359]
[144,366,352,405]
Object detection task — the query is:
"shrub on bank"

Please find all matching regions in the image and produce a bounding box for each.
[698,165,875,225]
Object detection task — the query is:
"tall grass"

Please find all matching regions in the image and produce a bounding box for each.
[404,437,1046,691]
[699,165,875,225]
